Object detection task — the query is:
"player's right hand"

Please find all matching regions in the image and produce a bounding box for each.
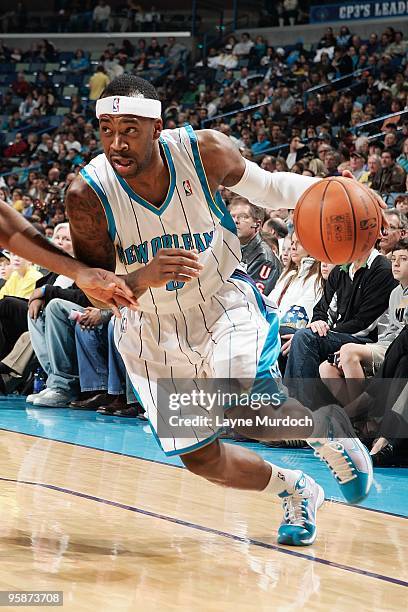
[127,249,204,292]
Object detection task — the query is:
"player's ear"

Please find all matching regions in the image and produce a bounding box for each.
[152,118,163,140]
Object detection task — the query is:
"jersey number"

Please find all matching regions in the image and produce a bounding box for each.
[166,281,186,291]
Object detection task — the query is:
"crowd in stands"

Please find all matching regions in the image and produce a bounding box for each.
[0,22,407,466]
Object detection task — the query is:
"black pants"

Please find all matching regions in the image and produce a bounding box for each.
[0,297,29,361]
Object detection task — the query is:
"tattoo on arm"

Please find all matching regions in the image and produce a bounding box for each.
[66,180,116,271]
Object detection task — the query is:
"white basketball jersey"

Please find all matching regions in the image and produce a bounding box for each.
[80,125,242,314]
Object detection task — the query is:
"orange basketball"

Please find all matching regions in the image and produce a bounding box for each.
[293,176,382,264]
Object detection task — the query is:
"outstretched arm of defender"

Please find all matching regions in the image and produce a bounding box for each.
[65,177,137,311]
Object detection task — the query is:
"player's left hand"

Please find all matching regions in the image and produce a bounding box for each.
[75,268,138,316]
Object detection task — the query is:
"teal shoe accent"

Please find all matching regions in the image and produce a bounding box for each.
[277,473,324,547]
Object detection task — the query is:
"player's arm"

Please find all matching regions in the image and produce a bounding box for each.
[196,129,318,210]
[197,130,387,211]
[64,177,137,311]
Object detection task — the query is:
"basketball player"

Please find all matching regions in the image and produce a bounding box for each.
[0,198,136,311]
[66,75,376,546]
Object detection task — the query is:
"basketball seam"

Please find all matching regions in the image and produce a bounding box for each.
[337,179,357,262]
[319,180,332,263]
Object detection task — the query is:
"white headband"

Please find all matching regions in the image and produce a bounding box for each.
[96,96,162,119]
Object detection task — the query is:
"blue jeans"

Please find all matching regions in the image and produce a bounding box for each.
[284,328,370,406]
[75,319,126,395]
[28,298,82,395]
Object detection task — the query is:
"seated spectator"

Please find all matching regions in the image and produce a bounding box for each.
[378,209,408,257]
[284,247,397,407]
[0,254,42,301]
[319,239,408,404]
[397,137,408,173]
[92,0,111,32]
[271,233,324,367]
[4,133,28,159]
[88,66,110,101]
[233,32,254,57]
[286,136,308,169]
[350,152,367,180]
[229,198,281,294]
[0,224,73,363]
[395,195,408,216]
[27,297,91,406]
[359,155,381,187]
[68,49,90,74]
[371,148,406,193]
[251,130,271,156]
[11,72,31,98]
[0,251,12,290]
[71,316,128,413]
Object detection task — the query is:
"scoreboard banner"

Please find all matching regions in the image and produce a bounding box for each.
[310,1,408,23]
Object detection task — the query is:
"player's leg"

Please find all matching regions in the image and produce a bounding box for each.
[201,279,324,545]
[180,437,324,546]
[211,279,372,506]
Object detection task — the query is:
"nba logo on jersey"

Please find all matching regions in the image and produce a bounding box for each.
[112,97,120,113]
[183,180,193,196]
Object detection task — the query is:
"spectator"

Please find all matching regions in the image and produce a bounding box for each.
[4,132,28,158]
[271,233,324,367]
[371,148,406,193]
[233,33,254,57]
[0,254,42,301]
[319,239,408,404]
[350,152,367,181]
[229,198,281,295]
[11,72,31,98]
[68,49,90,74]
[284,247,397,406]
[395,195,408,216]
[88,65,110,101]
[286,136,308,169]
[397,138,408,173]
[378,209,408,257]
[359,155,381,187]
[0,251,12,290]
[71,317,127,412]
[92,0,111,32]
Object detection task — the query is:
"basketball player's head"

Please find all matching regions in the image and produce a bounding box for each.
[98,74,163,178]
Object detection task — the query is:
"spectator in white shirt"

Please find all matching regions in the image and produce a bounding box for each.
[233,33,254,57]
[93,0,111,32]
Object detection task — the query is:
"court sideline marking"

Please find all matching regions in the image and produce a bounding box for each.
[0,427,406,520]
[0,475,407,590]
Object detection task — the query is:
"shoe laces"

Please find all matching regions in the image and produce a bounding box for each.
[283,488,310,527]
[313,441,356,484]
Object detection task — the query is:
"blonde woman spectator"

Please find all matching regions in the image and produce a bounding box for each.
[271,233,323,364]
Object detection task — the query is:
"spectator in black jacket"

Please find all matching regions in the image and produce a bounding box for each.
[284,248,397,406]
[229,198,281,295]
[371,148,406,194]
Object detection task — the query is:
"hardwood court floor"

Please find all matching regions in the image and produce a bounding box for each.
[0,429,406,611]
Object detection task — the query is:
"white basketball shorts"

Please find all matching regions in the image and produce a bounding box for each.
[114,274,282,456]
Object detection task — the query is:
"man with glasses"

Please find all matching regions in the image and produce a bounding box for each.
[379,208,408,257]
[229,198,281,295]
